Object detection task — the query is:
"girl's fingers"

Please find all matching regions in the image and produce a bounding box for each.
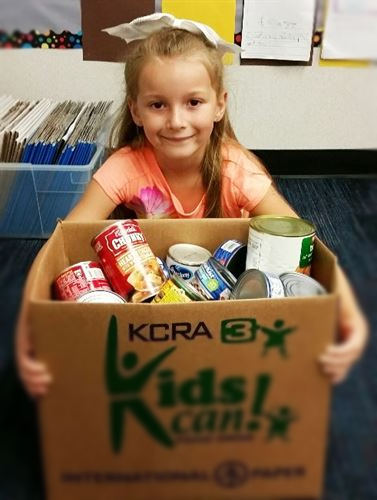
[319,351,360,366]
[329,371,348,385]
[21,370,52,385]
[25,382,50,398]
[321,363,350,384]
[22,374,52,397]
[19,353,51,377]
[19,357,53,398]
[320,337,364,362]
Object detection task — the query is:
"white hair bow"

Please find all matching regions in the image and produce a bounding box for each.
[102,13,241,56]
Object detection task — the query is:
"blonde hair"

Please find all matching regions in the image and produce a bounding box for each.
[110,27,265,217]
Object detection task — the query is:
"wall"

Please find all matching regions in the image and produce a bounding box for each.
[0,48,377,149]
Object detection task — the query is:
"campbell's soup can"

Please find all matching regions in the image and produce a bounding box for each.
[53,261,112,301]
[77,290,126,304]
[246,215,316,276]
[92,220,166,303]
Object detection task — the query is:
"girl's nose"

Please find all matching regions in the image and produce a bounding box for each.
[167,106,186,129]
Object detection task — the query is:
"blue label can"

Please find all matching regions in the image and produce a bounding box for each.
[213,239,247,279]
[193,257,236,300]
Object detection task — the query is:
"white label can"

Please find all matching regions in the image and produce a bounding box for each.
[246,215,316,275]
[166,243,212,283]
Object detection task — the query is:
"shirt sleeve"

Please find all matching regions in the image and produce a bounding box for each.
[223,146,272,214]
[93,149,132,205]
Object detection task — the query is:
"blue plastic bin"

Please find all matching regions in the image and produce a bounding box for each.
[0,145,105,238]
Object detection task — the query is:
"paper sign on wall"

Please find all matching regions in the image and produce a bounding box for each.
[321,0,377,61]
[241,0,316,62]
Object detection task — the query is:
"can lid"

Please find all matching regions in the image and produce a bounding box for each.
[208,257,237,288]
[171,274,206,301]
[168,243,212,266]
[250,215,315,237]
[231,269,270,299]
[77,290,126,304]
[280,272,326,297]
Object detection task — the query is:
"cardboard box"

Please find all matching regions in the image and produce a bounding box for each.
[30,219,338,500]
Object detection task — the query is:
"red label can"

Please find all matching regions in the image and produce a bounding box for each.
[92,220,166,303]
[54,261,112,301]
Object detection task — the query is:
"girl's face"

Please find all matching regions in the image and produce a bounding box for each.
[129,55,226,170]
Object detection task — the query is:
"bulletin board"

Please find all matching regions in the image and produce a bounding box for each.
[0,0,82,48]
[1,0,376,65]
[0,0,322,64]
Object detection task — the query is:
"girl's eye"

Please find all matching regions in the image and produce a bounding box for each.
[189,99,201,107]
[150,102,164,109]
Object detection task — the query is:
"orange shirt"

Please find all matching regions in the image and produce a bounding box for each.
[93,143,271,219]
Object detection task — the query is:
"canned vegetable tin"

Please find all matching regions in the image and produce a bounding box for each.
[280,272,326,297]
[53,261,112,301]
[92,220,166,303]
[231,269,285,299]
[213,239,247,278]
[166,243,212,282]
[193,257,236,300]
[246,215,316,275]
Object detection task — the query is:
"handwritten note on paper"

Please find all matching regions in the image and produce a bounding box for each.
[322,0,377,61]
[241,0,316,61]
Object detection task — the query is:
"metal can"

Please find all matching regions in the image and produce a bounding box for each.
[213,239,247,279]
[170,274,206,301]
[246,215,316,275]
[166,243,212,282]
[231,269,285,300]
[77,290,126,304]
[280,272,327,297]
[193,257,236,300]
[152,279,192,304]
[53,261,112,301]
[92,220,166,303]
[156,257,170,281]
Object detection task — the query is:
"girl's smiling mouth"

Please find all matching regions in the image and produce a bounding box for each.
[161,135,195,143]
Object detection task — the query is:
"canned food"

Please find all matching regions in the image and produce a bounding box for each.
[231,269,285,300]
[246,215,315,275]
[92,220,166,303]
[77,290,126,303]
[53,261,112,301]
[166,243,212,282]
[280,272,327,297]
[156,257,170,280]
[171,274,206,301]
[152,279,192,304]
[213,239,247,278]
[193,257,236,300]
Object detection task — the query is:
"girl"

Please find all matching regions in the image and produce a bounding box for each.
[16,14,368,397]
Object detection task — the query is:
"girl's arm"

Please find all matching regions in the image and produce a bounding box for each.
[249,184,369,384]
[16,180,117,397]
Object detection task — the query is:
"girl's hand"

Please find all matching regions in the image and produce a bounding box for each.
[16,314,52,397]
[319,311,369,384]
